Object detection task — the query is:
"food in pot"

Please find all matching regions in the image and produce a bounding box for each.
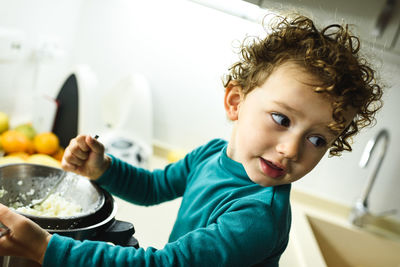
[15,192,82,217]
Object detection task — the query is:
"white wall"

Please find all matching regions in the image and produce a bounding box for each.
[1,0,400,221]
[71,0,268,148]
[0,0,83,129]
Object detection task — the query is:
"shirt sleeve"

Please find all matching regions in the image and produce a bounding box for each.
[95,139,226,206]
[95,154,189,205]
[43,199,280,267]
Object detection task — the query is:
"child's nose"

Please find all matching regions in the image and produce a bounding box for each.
[276,134,301,161]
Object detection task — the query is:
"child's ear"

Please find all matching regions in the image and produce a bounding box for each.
[224,81,243,121]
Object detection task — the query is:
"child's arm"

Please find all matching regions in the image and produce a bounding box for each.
[61,133,191,206]
[94,155,188,205]
[61,134,111,181]
[41,198,285,266]
[0,204,51,264]
[92,139,222,206]
[0,199,283,266]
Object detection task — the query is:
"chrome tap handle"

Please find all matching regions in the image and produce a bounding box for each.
[350,128,390,227]
[359,129,389,168]
[358,129,389,207]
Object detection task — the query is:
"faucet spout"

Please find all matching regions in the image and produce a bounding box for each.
[349,128,390,227]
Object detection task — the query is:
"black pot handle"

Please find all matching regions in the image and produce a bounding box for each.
[97,220,138,247]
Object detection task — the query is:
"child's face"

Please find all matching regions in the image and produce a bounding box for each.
[224,62,354,187]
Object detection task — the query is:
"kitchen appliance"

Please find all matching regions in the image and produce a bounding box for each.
[52,73,79,148]
[0,163,139,267]
[52,69,153,169]
[101,132,151,168]
[100,73,153,168]
[0,163,105,227]
[52,65,102,148]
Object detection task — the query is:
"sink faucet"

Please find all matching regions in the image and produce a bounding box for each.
[349,128,390,227]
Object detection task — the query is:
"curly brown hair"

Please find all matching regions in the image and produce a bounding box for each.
[223,14,383,156]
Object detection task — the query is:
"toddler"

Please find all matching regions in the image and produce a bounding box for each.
[0,14,383,266]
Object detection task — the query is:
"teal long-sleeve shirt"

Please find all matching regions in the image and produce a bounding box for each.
[43,139,291,266]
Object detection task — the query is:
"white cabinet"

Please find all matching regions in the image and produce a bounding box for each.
[243,0,400,54]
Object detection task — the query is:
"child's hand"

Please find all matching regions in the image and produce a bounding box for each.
[0,204,51,264]
[61,134,111,180]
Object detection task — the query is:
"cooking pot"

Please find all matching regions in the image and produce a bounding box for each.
[0,164,138,267]
[0,163,105,229]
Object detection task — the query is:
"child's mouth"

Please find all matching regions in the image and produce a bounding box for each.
[259,158,286,179]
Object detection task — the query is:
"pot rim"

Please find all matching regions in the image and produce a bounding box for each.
[49,200,118,233]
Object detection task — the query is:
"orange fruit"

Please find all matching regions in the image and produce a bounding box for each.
[26,140,36,154]
[33,132,60,155]
[52,147,65,161]
[0,130,30,153]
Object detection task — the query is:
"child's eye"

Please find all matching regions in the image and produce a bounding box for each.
[271,113,290,127]
[308,136,327,147]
